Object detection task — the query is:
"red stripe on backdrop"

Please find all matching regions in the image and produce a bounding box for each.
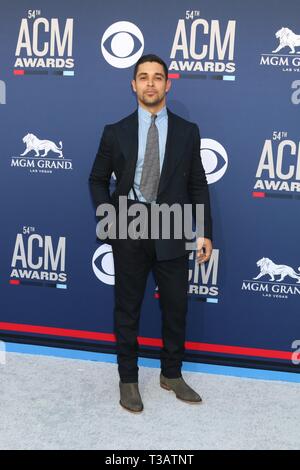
[0,322,293,361]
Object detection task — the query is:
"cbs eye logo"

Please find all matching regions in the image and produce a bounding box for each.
[101,21,144,68]
[92,244,115,285]
[201,139,228,184]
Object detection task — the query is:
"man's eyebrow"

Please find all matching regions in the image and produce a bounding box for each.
[137,72,164,77]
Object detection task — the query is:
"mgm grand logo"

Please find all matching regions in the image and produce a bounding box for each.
[10,133,73,173]
[260,27,300,72]
[242,257,300,299]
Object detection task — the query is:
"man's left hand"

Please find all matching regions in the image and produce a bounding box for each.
[196,237,213,264]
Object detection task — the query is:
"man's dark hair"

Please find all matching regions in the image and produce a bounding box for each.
[133,54,168,81]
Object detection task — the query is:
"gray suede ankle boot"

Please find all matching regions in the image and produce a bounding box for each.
[119,382,144,413]
[160,374,202,404]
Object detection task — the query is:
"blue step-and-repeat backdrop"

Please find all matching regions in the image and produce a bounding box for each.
[1,0,300,372]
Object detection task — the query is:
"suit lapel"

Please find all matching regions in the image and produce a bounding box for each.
[117,110,139,196]
[119,107,183,198]
[157,109,182,196]
[119,109,138,164]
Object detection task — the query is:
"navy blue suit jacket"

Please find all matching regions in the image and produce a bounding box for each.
[89,107,212,260]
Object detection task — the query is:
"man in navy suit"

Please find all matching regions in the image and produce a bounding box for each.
[89,54,213,413]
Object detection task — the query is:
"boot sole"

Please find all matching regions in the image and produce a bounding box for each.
[160,383,202,404]
[119,400,144,413]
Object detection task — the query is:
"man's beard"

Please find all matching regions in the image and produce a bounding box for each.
[140,92,165,108]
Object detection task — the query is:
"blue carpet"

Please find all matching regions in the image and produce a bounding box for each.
[5,342,300,383]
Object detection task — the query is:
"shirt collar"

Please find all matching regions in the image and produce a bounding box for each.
[138,105,167,124]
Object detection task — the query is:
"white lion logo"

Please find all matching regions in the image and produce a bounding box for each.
[272,27,300,54]
[253,257,300,283]
[20,133,63,158]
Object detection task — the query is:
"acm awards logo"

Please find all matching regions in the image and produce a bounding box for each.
[169,9,236,76]
[10,227,67,288]
[188,249,219,302]
[101,21,144,68]
[0,80,6,104]
[242,257,300,300]
[260,27,300,73]
[10,132,73,174]
[253,132,300,195]
[92,243,220,303]
[14,10,74,74]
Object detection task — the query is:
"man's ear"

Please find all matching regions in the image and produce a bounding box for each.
[166,78,172,93]
[131,79,136,93]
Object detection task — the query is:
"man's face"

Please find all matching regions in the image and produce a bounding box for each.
[131,62,171,109]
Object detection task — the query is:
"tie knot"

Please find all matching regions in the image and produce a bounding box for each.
[151,114,157,123]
